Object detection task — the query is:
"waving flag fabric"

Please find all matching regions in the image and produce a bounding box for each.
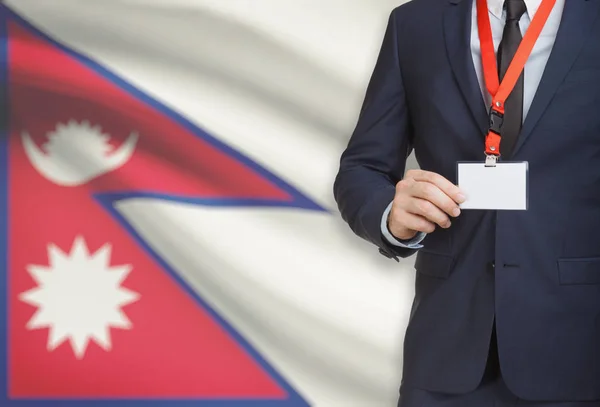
[2,1,416,406]
[6,8,318,404]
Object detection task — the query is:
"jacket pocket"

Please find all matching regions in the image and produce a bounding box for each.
[558,257,600,285]
[414,251,454,279]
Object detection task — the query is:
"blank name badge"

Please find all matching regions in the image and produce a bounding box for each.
[457,162,528,210]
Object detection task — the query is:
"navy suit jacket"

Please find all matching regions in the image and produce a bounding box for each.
[334,0,600,401]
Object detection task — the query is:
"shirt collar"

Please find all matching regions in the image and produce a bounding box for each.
[488,0,543,20]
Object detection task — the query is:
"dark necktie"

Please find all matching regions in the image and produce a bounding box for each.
[497,0,527,159]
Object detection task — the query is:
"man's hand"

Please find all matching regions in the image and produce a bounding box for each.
[388,170,466,241]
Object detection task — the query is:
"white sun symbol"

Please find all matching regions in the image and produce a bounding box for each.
[19,236,140,359]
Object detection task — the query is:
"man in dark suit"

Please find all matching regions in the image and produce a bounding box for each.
[334,0,600,405]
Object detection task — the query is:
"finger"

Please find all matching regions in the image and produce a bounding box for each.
[406,170,466,204]
[406,198,452,228]
[411,181,461,218]
[391,209,436,235]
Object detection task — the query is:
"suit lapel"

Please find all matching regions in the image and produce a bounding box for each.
[444,0,489,136]
[513,0,600,155]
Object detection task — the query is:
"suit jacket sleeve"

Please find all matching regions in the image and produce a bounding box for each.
[333,8,417,260]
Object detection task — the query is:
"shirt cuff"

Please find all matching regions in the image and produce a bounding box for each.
[380,202,426,248]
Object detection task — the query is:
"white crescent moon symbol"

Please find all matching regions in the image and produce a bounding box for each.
[21,131,139,187]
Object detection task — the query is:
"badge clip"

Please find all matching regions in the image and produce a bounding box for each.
[485,154,498,167]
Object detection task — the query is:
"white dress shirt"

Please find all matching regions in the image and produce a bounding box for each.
[381,0,565,248]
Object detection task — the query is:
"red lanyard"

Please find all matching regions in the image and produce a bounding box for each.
[477,0,556,158]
